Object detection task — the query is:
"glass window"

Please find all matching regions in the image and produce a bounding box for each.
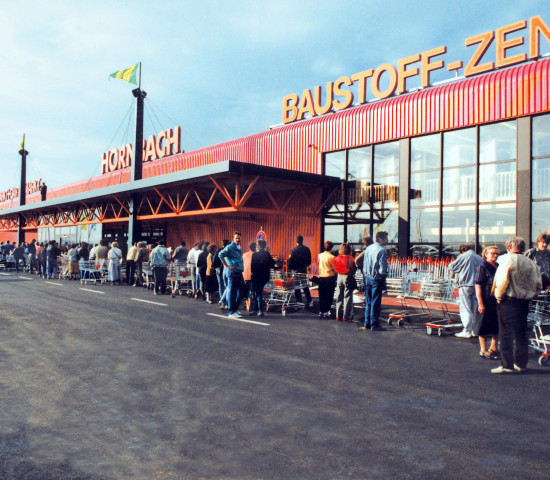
[443,128,476,167]
[479,162,516,202]
[410,207,439,243]
[374,141,399,177]
[479,121,516,163]
[533,158,550,200]
[532,202,550,244]
[478,203,516,243]
[324,224,344,245]
[325,150,346,178]
[533,114,550,157]
[411,134,440,171]
[443,167,475,204]
[442,205,476,256]
[411,170,440,207]
[348,146,371,180]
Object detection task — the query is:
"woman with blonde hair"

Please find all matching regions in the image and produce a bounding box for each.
[474,245,500,359]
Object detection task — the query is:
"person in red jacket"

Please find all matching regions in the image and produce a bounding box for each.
[333,243,357,322]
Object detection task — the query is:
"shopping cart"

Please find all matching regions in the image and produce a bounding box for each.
[265,271,309,316]
[386,273,432,326]
[141,261,155,289]
[425,281,462,336]
[169,262,192,297]
[79,260,102,284]
[59,255,70,279]
[528,290,550,366]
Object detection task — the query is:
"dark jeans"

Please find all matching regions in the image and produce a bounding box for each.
[318,276,337,314]
[228,270,243,315]
[292,269,311,304]
[153,266,168,293]
[126,260,135,284]
[497,297,530,369]
[14,256,25,273]
[134,261,143,285]
[364,277,385,328]
[252,278,268,313]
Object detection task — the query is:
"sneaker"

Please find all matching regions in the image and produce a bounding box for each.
[491,366,514,374]
[514,364,527,373]
[229,312,243,318]
[455,331,472,339]
[206,299,213,304]
[357,326,367,331]
[307,300,314,308]
[318,312,324,318]
[257,312,264,317]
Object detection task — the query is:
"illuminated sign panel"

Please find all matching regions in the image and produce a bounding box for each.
[282,15,550,124]
[101,126,181,174]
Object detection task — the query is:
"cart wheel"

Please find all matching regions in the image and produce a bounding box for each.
[539,356,548,366]
[387,318,393,325]
[397,319,404,327]
[426,326,432,335]
[282,309,287,317]
[437,328,443,337]
[265,306,270,312]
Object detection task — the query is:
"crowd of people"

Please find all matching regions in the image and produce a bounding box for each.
[449,234,545,374]
[2,231,548,373]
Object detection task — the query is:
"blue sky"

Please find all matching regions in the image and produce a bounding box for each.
[0,0,549,192]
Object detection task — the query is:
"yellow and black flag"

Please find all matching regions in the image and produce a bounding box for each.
[109,64,139,85]
[19,134,25,153]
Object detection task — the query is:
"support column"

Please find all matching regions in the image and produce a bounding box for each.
[517,116,532,244]
[398,138,410,257]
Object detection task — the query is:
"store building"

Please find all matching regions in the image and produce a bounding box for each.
[1,16,549,258]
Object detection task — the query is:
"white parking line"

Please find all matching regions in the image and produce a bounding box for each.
[18,276,33,281]
[45,281,64,286]
[0,272,10,276]
[207,312,270,326]
[131,297,168,306]
[80,288,105,294]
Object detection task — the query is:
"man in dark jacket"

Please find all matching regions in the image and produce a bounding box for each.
[47,240,61,279]
[13,243,26,273]
[251,240,275,316]
[288,235,313,307]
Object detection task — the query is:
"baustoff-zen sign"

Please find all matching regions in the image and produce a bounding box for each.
[282,15,550,124]
[101,126,181,174]
[0,179,42,202]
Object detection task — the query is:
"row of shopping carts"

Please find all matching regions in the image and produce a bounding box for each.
[528,290,550,366]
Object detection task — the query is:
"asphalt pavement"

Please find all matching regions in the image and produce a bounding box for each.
[0,271,548,479]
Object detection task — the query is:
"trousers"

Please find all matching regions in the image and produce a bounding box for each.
[497,297,530,369]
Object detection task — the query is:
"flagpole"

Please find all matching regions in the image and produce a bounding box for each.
[139,62,142,90]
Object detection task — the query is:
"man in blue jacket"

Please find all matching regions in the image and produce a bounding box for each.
[218,232,244,318]
[361,231,389,331]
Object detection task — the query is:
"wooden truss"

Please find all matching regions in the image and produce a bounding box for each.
[1,174,335,231]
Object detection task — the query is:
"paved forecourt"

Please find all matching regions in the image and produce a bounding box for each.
[0,272,548,479]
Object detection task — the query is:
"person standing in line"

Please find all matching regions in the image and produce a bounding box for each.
[108,241,123,285]
[13,243,26,273]
[491,237,541,374]
[475,246,500,359]
[205,244,219,304]
[317,241,337,318]
[126,242,138,285]
[525,232,550,289]
[187,243,200,296]
[218,231,244,318]
[95,239,109,261]
[288,235,313,308]
[39,243,48,277]
[214,239,230,309]
[196,242,210,300]
[242,241,256,311]
[449,244,485,338]
[67,244,80,280]
[47,240,61,279]
[251,239,274,317]
[172,241,189,264]
[133,242,149,287]
[27,239,37,274]
[149,240,171,295]
[333,243,357,322]
[361,231,389,331]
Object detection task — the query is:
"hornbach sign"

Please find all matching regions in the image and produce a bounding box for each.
[282,15,550,124]
[101,126,181,174]
[0,179,42,202]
